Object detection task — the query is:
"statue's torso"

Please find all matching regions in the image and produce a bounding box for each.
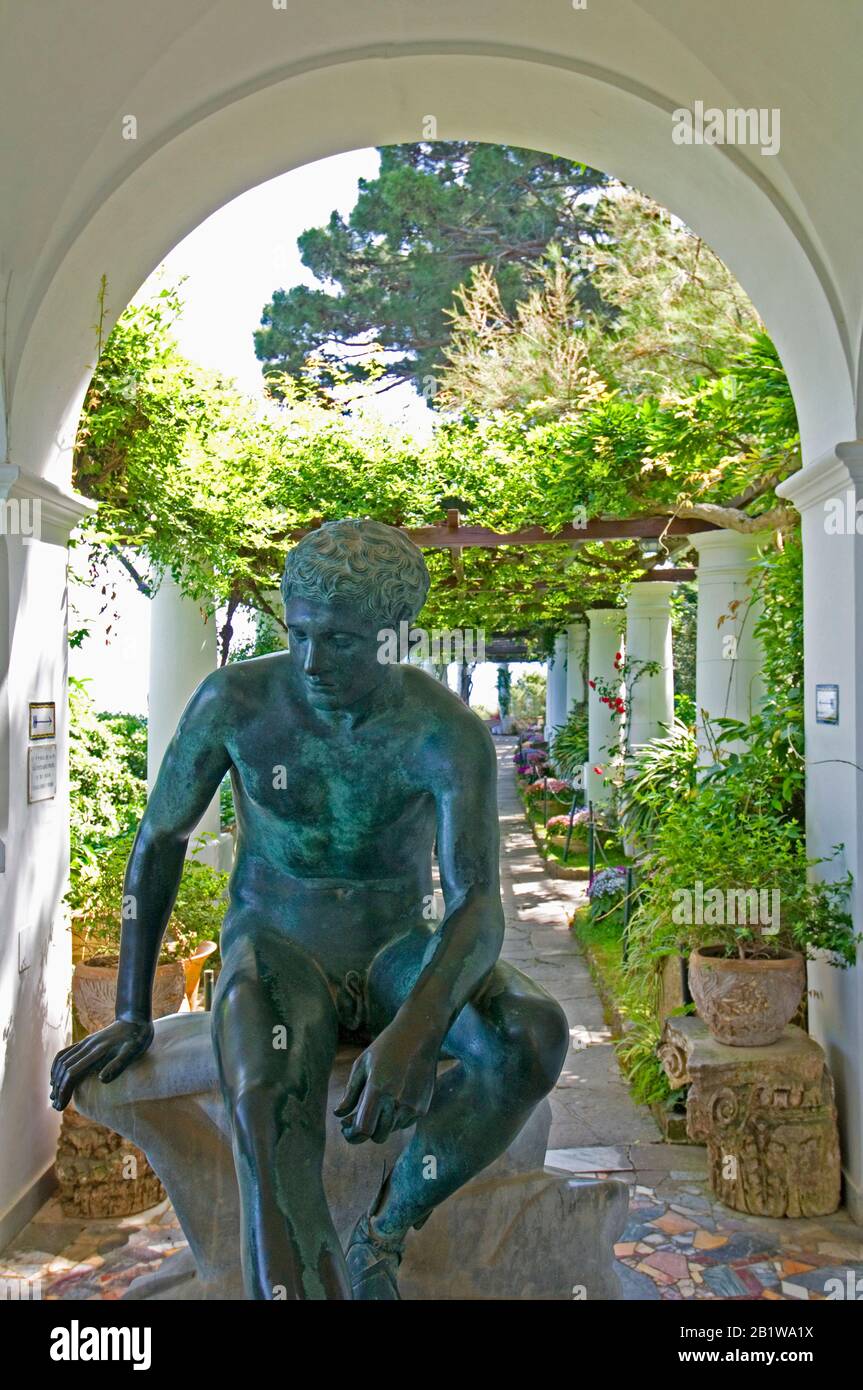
[213,656,461,974]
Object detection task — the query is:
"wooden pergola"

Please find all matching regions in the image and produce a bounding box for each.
[285,511,714,666]
[289,509,717,588]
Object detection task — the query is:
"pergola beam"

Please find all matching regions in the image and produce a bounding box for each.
[288,515,718,548]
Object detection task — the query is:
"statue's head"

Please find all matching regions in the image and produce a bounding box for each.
[281,518,430,709]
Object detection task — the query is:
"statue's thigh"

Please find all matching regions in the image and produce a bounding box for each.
[212,926,339,1103]
[443,960,565,1070]
[367,933,566,1081]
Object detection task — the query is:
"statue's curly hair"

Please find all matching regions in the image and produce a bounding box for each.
[281,519,430,629]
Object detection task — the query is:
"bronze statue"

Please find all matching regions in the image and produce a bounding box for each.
[51,519,568,1300]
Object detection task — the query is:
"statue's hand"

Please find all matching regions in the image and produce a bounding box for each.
[50,1018,154,1112]
[334,1019,439,1145]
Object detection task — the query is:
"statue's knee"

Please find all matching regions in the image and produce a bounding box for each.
[502,995,569,1100]
[229,1077,321,1155]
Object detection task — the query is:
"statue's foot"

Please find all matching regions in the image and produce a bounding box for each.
[345,1213,404,1300]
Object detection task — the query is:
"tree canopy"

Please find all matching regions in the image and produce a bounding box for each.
[254,143,610,398]
[75,166,800,656]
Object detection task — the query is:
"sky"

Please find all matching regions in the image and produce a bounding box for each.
[71,149,540,715]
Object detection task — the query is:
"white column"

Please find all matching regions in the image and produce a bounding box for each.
[777,444,863,1221]
[148,572,221,851]
[690,530,764,761]
[624,582,675,752]
[544,633,568,741]
[586,608,625,804]
[565,621,587,715]
[0,466,95,1246]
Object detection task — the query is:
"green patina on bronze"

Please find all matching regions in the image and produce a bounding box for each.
[51,519,568,1300]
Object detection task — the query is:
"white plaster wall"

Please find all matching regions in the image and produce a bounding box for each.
[0,535,72,1238]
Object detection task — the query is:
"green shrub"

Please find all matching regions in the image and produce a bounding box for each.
[549,703,589,779]
[619,718,698,853]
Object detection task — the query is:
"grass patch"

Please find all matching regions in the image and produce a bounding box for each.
[570,904,627,1028]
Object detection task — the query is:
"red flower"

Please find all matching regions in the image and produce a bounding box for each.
[593,765,604,775]
[615,652,622,661]
[588,679,596,690]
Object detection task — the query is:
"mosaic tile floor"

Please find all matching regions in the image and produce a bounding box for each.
[4,1168,861,1301]
[613,1183,863,1301]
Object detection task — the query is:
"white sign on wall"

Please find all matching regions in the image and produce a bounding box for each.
[28,743,57,803]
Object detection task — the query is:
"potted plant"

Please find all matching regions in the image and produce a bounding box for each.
[632,786,858,1047]
[69,832,227,1036]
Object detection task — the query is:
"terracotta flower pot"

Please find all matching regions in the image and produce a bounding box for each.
[73,960,186,1035]
[182,939,218,1010]
[688,945,806,1047]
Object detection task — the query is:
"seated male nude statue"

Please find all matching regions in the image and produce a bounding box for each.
[51,519,568,1300]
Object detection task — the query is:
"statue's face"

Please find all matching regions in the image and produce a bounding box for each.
[284,595,391,710]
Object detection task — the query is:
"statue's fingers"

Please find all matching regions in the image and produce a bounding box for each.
[370,1097,397,1144]
[50,1040,86,1086]
[333,1055,368,1117]
[52,1037,111,1107]
[98,1042,138,1084]
[392,1104,419,1132]
[351,1084,383,1141]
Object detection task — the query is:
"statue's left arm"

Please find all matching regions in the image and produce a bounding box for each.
[398,716,505,1035]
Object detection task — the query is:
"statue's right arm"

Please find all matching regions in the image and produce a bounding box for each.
[115,669,232,1024]
[50,671,232,1109]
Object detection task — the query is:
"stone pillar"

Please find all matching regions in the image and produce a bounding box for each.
[0,465,96,1247]
[586,609,625,805]
[777,444,863,1222]
[690,530,765,761]
[565,621,587,716]
[544,634,568,742]
[148,572,221,853]
[624,582,675,752]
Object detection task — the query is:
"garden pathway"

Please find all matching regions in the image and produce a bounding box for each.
[493,737,660,1153]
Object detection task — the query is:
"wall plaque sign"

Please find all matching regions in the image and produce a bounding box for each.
[29,701,56,740]
[815,683,839,725]
[28,743,57,802]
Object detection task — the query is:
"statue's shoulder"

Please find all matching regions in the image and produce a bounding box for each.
[400,666,494,756]
[194,652,294,716]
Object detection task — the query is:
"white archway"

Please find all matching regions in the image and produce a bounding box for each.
[8,46,856,488]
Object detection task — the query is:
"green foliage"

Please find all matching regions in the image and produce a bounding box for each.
[255,144,609,396]
[619,719,699,853]
[670,584,697,702]
[73,831,228,966]
[701,533,805,820]
[67,677,227,965]
[509,670,546,721]
[75,193,800,650]
[628,786,856,966]
[549,704,589,778]
[68,679,148,896]
[615,1019,676,1107]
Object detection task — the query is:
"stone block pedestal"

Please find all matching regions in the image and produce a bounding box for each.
[75,1014,627,1300]
[659,1015,841,1217]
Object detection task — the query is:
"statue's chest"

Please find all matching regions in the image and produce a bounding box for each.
[233,727,419,836]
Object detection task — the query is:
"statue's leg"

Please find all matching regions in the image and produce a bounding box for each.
[212,927,350,1300]
[364,930,569,1244]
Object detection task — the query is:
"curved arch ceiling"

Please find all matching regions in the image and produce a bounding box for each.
[2,1,860,477]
